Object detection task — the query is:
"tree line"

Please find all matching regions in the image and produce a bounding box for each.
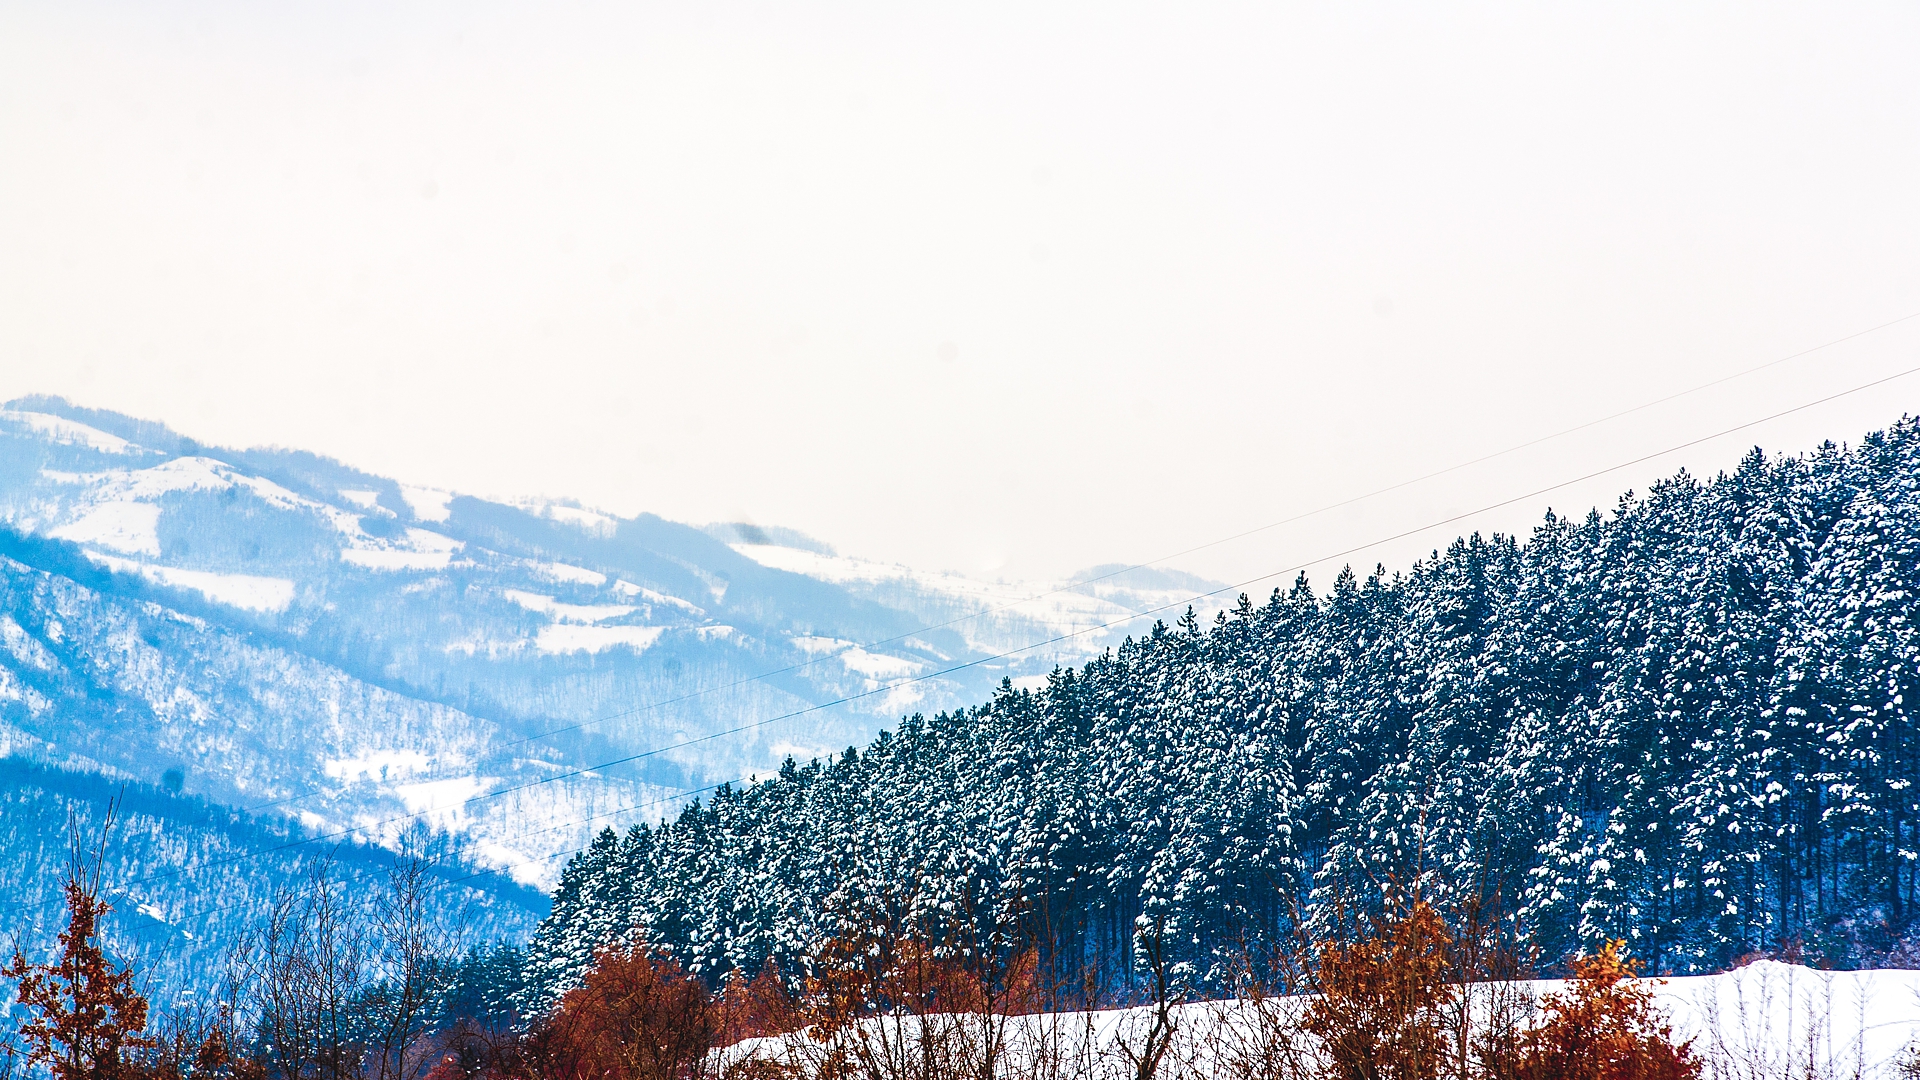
[7,806,1725,1080]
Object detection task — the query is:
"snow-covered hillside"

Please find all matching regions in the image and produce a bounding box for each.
[0,758,544,1012]
[0,396,1222,891]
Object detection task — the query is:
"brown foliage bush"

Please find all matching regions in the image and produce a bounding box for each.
[1512,940,1699,1080]
[524,945,722,1080]
[421,1021,529,1080]
[721,962,805,1045]
[1302,897,1454,1080]
[5,874,154,1080]
[140,1011,268,1080]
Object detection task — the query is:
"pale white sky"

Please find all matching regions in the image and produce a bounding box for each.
[3,2,1918,588]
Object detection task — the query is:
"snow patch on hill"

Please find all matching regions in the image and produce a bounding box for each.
[504,590,636,624]
[88,552,296,612]
[535,624,666,655]
[324,749,437,782]
[400,485,454,522]
[342,526,464,571]
[534,561,608,587]
[51,501,163,554]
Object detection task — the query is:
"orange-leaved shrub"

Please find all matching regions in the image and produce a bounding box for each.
[1512,940,1699,1080]
[1302,896,1454,1080]
[523,945,722,1080]
[4,874,154,1080]
[720,961,805,1045]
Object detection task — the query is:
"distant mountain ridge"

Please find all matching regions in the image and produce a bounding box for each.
[0,394,1229,1011]
[0,396,1222,890]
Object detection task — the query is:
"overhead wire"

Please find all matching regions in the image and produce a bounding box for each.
[226,307,1920,817]
[18,323,1918,929]
[445,352,1920,881]
[100,350,1920,908]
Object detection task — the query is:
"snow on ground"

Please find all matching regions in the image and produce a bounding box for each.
[503,589,636,623]
[788,635,922,680]
[835,646,923,679]
[390,776,489,827]
[87,553,296,613]
[790,634,854,655]
[877,681,927,714]
[533,560,608,587]
[400,485,453,522]
[726,963,1920,1080]
[534,624,665,655]
[1656,962,1920,1077]
[612,580,707,614]
[50,500,162,554]
[341,526,463,571]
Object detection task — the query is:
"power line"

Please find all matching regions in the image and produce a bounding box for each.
[414,309,1920,759]
[227,309,1920,817]
[116,352,1920,902]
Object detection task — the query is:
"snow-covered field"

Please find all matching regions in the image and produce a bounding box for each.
[725,963,1920,1080]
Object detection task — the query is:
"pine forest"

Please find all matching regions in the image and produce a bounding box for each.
[526,420,1920,1009]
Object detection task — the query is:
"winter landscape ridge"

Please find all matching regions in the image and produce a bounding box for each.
[0,395,1224,1000]
[3,397,1920,1076]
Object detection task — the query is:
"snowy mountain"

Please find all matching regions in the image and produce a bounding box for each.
[0,395,1219,894]
[711,525,1225,685]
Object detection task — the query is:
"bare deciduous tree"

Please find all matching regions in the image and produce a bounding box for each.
[366,844,465,1080]
[252,856,371,1080]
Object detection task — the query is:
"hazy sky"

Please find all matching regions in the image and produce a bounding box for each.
[3,2,1919,588]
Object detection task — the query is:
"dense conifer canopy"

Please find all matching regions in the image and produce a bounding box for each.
[522,421,1920,1008]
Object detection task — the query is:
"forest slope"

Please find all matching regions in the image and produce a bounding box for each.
[526,419,1920,1007]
